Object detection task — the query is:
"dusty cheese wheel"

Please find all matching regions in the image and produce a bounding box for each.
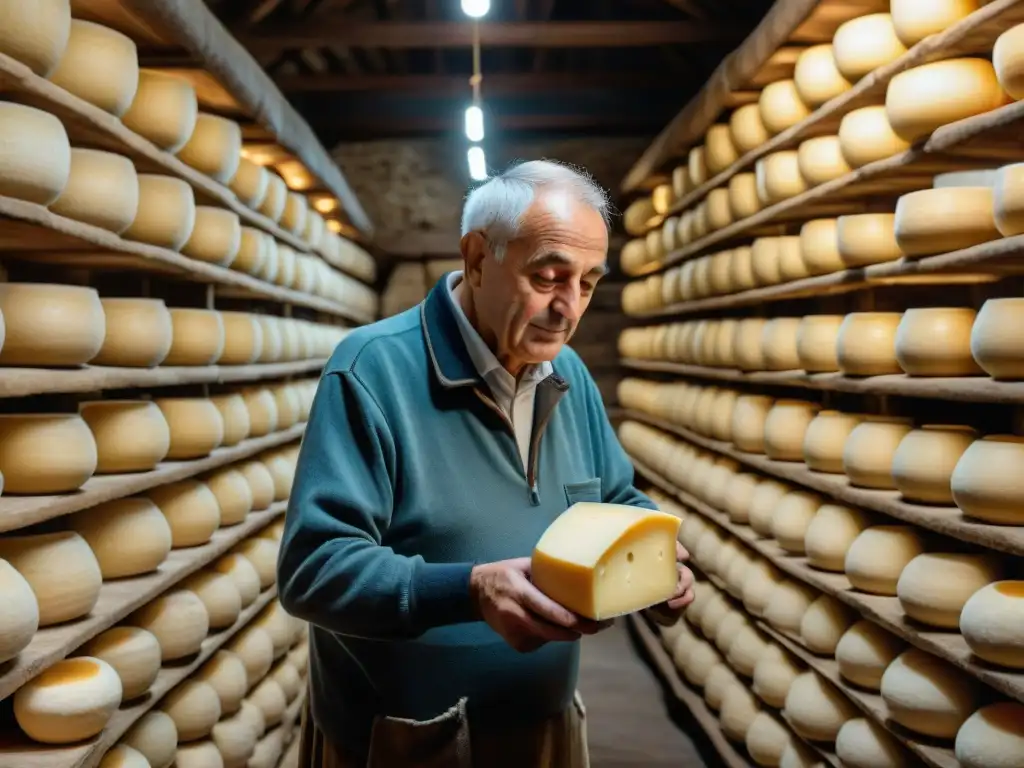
[730,103,770,154]
[836,312,903,376]
[211,709,258,767]
[49,148,139,233]
[69,497,171,578]
[79,400,170,474]
[47,20,139,116]
[203,468,253,526]
[706,188,733,231]
[832,14,908,81]
[176,113,242,184]
[131,589,209,662]
[960,581,1024,668]
[838,106,911,169]
[881,648,981,738]
[836,212,902,267]
[154,397,224,459]
[759,80,812,136]
[756,151,807,204]
[843,417,913,489]
[705,124,739,175]
[797,136,851,187]
[233,538,279,589]
[164,308,225,366]
[258,173,288,224]
[886,59,1010,143]
[845,525,925,595]
[182,206,242,266]
[801,594,856,655]
[835,718,911,768]
[162,679,222,741]
[763,399,819,460]
[0,0,71,76]
[213,553,261,608]
[971,298,1024,379]
[228,626,274,689]
[803,410,863,473]
[0,413,98,494]
[94,298,173,367]
[764,580,818,635]
[894,306,981,376]
[123,174,197,251]
[891,0,980,46]
[761,317,802,371]
[228,158,269,210]
[952,436,1024,523]
[836,621,904,690]
[897,552,1001,629]
[894,186,1000,257]
[794,45,851,106]
[0,532,101,627]
[239,388,279,437]
[208,394,251,447]
[80,626,161,701]
[197,651,249,716]
[219,311,263,365]
[728,173,761,220]
[713,608,747,655]
[771,491,822,553]
[720,685,761,743]
[804,504,870,573]
[122,69,198,153]
[271,661,302,703]
[123,710,178,768]
[688,146,707,187]
[13,657,122,744]
[0,558,39,664]
[240,460,276,510]
[183,570,242,630]
[748,481,791,540]
[956,702,1024,768]
[891,425,975,504]
[747,711,794,767]
[753,644,803,708]
[175,741,225,768]
[0,282,105,366]
[148,479,221,548]
[784,671,856,742]
[100,745,150,768]
[798,219,843,276]
[0,103,71,205]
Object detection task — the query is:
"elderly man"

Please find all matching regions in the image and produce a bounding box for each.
[278,159,695,768]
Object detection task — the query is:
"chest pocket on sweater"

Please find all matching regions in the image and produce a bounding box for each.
[563,477,602,507]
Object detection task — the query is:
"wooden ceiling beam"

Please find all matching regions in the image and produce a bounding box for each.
[275,71,687,93]
[313,110,661,134]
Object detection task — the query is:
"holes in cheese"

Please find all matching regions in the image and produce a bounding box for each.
[69,497,172,578]
[122,710,179,768]
[164,308,225,367]
[0,103,72,205]
[832,14,907,82]
[176,113,242,184]
[529,502,681,621]
[80,626,161,701]
[0,558,39,664]
[881,648,981,738]
[13,656,122,744]
[0,0,71,77]
[94,298,173,368]
[950,435,1024,524]
[49,148,139,233]
[80,400,171,474]
[47,20,139,117]
[122,70,198,153]
[0,413,98,494]
[0,282,105,366]
[123,174,197,251]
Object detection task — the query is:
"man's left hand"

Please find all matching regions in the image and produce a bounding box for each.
[648,541,696,626]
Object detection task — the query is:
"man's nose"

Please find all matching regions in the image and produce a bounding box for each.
[553,284,582,323]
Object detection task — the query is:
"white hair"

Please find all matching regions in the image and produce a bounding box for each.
[460,159,612,261]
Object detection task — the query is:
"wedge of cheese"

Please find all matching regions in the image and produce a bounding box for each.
[531,502,681,620]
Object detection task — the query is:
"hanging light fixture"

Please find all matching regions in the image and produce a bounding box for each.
[461,0,489,18]
[467,146,488,180]
[464,105,484,142]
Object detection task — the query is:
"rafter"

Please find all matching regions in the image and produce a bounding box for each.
[275,71,689,93]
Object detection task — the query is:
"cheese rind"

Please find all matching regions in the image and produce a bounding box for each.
[175,113,242,184]
[47,20,139,117]
[0,102,71,205]
[531,502,681,620]
[122,70,198,153]
[838,106,911,168]
[891,0,980,46]
[49,148,139,233]
[0,559,39,664]
[955,702,1024,768]
[793,45,851,106]
[894,186,1001,257]
[832,14,907,81]
[0,0,72,77]
[13,657,122,744]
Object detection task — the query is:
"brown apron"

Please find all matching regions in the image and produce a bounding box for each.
[298,690,590,768]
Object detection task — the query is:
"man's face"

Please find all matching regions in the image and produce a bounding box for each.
[463,190,609,373]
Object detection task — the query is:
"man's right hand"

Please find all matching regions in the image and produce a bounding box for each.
[469,558,608,653]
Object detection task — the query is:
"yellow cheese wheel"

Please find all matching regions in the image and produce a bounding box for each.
[836,213,903,266]
[227,626,274,689]
[777,236,810,283]
[305,210,326,250]
[804,503,870,573]
[123,711,178,768]
[249,729,285,768]
[881,648,981,738]
[651,184,673,216]
[0,558,39,664]
[835,620,905,690]
[238,699,266,740]
[992,162,1024,237]
[687,146,707,187]
[164,308,225,366]
[784,671,856,742]
[843,417,913,489]
[256,316,284,363]
[753,644,803,708]
[748,480,791,540]
[182,206,242,267]
[706,188,733,231]
[746,711,794,767]
[797,136,851,187]
[891,424,975,504]
[720,685,761,743]
[801,594,856,655]
[0,531,101,626]
[845,525,925,595]
[2,281,101,366]
[951,435,1024,524]
[798,219,842,276]
[704,664,740,712]
[254,601,294,659]
[794,45,851,106]
[750,238,783,287]
[956,702,1024,768]
[836,312,903,376]
[249,678,287,727]
[131,589,210,661]
[761,317,803,372]
[756,151,807,204]
[162,679,222,741]
[894,186,1001,257]
[832,14,908,81]
[79,399,170,473]
[13,657,122,744]
[154,397,224,460]
[240,460,276,510]
[148,479,221,548]
[0,0,71,77]
[218,312,263,366]
[727,173,761,220]
[233,537,279,589]
[100,745,150,768]
[174,741,224,768]
[258,173,288,224]
[182,570,242,630]
[759,80,812,136]
[211,709,258,767]
[960,582,1024,668]
[795,314,843,373]
[273,245,298,289]
[176,113,242,184]
[995,24,1024,105]
[729,103,770,154]
[771,491,822,552]
[271,661,302,703]
[233,228,270,276]
[281,192,309,238]
[898,552,1001,629]
[886,58,1010,143]
[764,580,818,635]
[731,394,774,453]
[69,497,171,578]
[894,306,981,376]
[122,69,198,153]
[971,297,1024,379]
[229,158,270,210]
[838,106,911,169]
[208,393,251,447]
[47,20,139,116]
[123,174,197,251]
[49,148,139,233]
[891,0,980,46]
[0,413,97,494]
[197,650,249,716]
[93,298,173,368]
[836,718,911,768]
[203,467,253,526]
[0,102,71,205]
[269,385,301,430]
[671,166,691,200]
[80,626,161,701]
[213,553,261,608]
[802,410,864,473]
[239,387,279,437]
[705,124,739,176]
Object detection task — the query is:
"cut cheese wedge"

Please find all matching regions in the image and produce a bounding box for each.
[531,502,681,620]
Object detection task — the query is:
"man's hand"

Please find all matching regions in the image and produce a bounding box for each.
[649,541,696,626]
[470,558,609,653]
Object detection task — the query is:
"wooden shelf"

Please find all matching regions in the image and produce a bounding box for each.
[0,503,285,701]
[619,409,1024,558]
[0,423,304,533]
[0,359,325,400]
[621,358,1024,405]
[0,586,279,768]
[628,450,1024,709]
[0,197,375,325]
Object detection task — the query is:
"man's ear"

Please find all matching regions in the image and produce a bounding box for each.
[460,231,487,288]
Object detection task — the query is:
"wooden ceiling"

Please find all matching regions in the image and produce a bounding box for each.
[198,0,775,145]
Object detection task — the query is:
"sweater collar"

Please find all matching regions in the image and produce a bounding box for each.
[421,272,482,388]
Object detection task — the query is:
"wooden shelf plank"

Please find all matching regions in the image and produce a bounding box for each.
[0,504,285,701]
[0,359,325,400]
[621,357,1024,405]
[619,409,1024,558]
[0,423,304,533]
[0,586,279,768]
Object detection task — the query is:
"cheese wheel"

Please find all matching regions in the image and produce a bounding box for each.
[197,651,248,716]
[771,491,821,553]
[163,308,225,366]
[784,671,856,742]
[894,186,1000,257]
[753,643,803,709]
[263,452,295,500]
[838,107,911,170]
[233,538,279,589]
[804,504,871,573]
[80,626,161,701]
[836,312,903,376]
[727,173,761,221]
[898,552,1001,629]
[93,298,173,367]
[956,702,1024,768]
[0,413,98,494]
[69,497,171,578]
[777,236,810,283]
[892,425,975,504]
[249,678,287,727]
[162,679,221,741]
[747,711,794,767]
[287,641,308,673]
[704,664,740,712]
[219,311,263,366]
[761,317,802,372]
[249,730,285,768]
[793,315,841,374]
[756,151,808,204]
[845,525,925,595]
[797,136,851,187]
[971,297,1024,379]
[720,685,761,743]
[780,741,821,768]
[836,213,902,267]
[0,103,72,205]
[803,410,863,473]
[153,397,224,460]
[993,161,1024,240]
[832,14,908,82]
[836,621,904,690]
[763,399,819,460]
[705,124,739,176]
[759,80,812,136]
[258,173,288,224]
[801,595,856,655]
[0,282,105,366]
[843,417,913,490]
[131,589,209,661]
[882,648,981,737]
[122,69,198,153]
[175,741,225,768]
[730,394,773,453]
[0,0,71,77]
[182,207,242,267]
[995,22,1024,107]
[281,193,309,238]
[688,146,707,187]
[271,661,302,703]
[203,468,253,526]
[256,317,284,364]
[706,188,733,231]
[240,460,276,511]
[176,113,242,184]
[100,745,150,768]
[233,228,269,277]
[798,219,842,276]
[748,480,791,539]
[213,553,261,608]
[49,148,139,233]
[894,307,981,377]
[730,104,770,154]
[183,570,242,630]
[13,657,122,744]
[886,59,1010,143]
[305,210,326,250]
[764,580,818,635]
[960,582,1024,668]
[229,158,270,210]
[80,400,171,474]
[148,479,221,548]
[123,711,178,768]
[794,45,851,106]
[228,626,274,689]
[835,718,910,768]
[123,174,197,251]
[0,558,39,664]
[47,20,139,116]
[237,699,266,740]
[951,435,1024,524]
[208,394,251,447]
[239,388,279,437]
[891,0,980,46]
[211,709,258,768]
